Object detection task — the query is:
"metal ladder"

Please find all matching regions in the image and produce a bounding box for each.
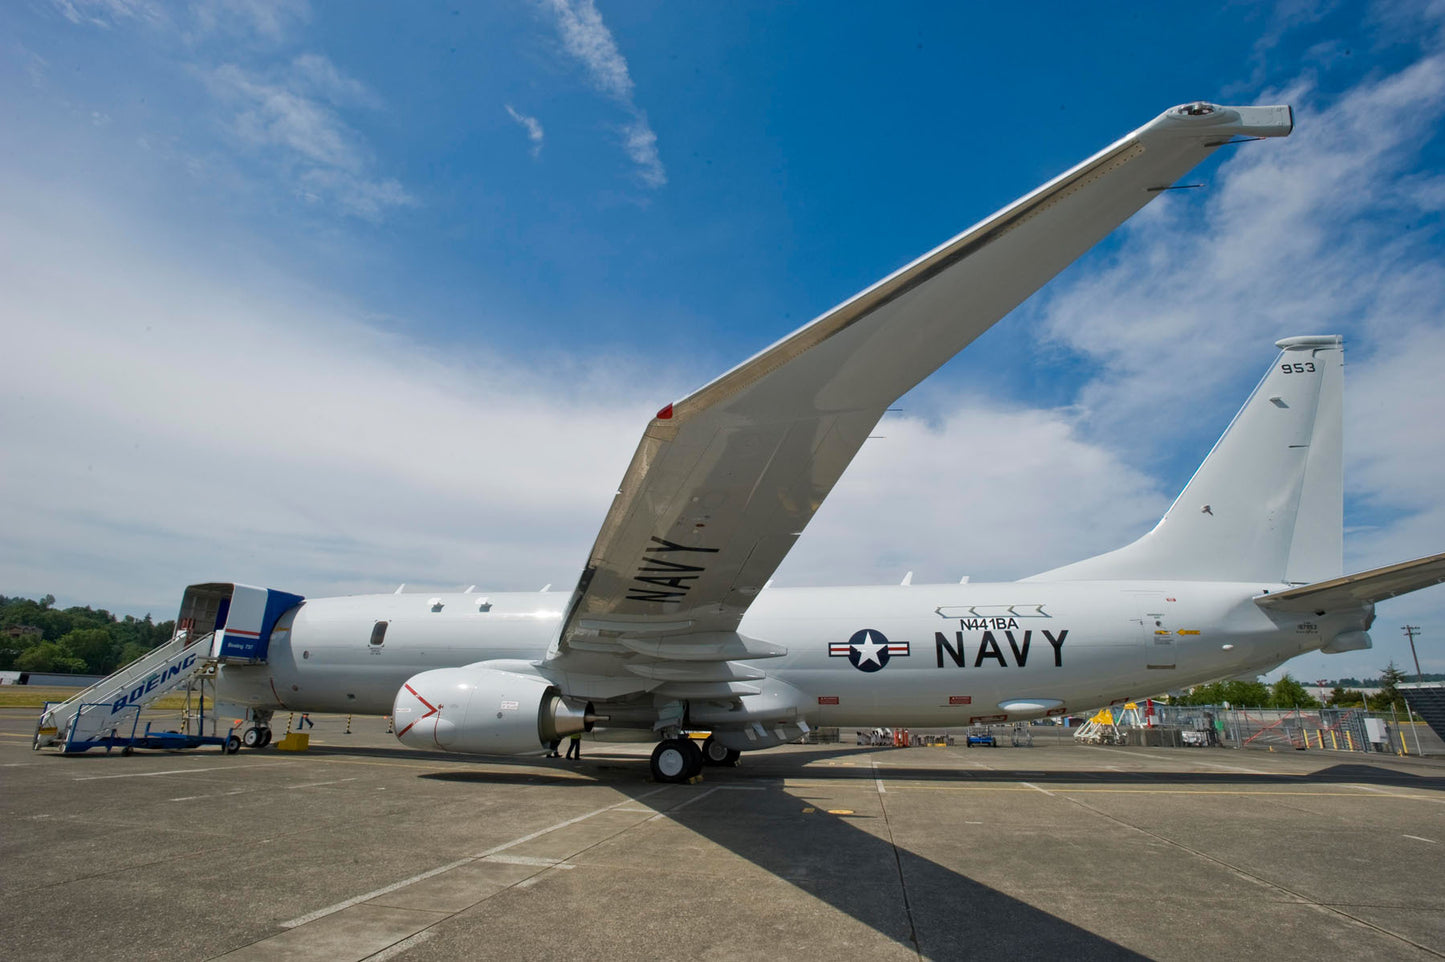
[33,631,215,752]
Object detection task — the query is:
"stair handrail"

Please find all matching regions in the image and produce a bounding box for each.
[37,631,215,725]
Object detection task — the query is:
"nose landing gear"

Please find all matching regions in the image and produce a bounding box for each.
[241,726,273,748]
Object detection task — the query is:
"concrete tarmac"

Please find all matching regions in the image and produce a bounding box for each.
[2,708,1443,961]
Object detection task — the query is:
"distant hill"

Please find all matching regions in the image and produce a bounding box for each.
[0,594,174,676]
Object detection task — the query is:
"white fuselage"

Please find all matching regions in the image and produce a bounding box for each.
[215,579,1340,728]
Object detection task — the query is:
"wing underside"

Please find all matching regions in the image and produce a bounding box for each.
[548,103,1294,696]
[1256,552,1445,613]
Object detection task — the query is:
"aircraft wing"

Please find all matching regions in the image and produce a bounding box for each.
[550,102,1294,686]
[1255,552,1445,613]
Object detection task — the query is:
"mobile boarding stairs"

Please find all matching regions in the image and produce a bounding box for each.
[31,583,304,755]
[31,630,229,754]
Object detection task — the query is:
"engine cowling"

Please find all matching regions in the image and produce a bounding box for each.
[393,663,597,754]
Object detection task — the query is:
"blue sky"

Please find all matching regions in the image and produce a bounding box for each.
[2,0,1443,682]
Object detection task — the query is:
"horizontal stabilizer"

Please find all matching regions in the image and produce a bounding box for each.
[1255,551,1445,613]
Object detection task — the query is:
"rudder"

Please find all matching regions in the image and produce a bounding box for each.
[1029,336,1343,584]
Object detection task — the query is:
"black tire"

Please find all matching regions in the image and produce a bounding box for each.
[224,734,242,755]
[258,727,273,747]
[242,727,263,748]
[701,737,740,767]
[680,738,704,779]
[121,746,134,756]
[650,738,699,783]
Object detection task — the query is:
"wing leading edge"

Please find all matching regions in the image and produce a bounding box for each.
[551,102,1294,687]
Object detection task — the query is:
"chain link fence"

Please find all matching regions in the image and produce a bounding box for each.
[1113,704,1444,756]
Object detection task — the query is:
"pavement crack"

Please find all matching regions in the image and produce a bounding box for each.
[872,760,922,960]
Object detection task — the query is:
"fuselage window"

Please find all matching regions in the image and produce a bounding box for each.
[370,621,389,646]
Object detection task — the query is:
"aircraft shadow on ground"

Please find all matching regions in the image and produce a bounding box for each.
[663,784,1150,961]
[315,742,1440,955]
[414,756,1150,958]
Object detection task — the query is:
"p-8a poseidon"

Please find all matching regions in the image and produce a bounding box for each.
[59,102,1445,780]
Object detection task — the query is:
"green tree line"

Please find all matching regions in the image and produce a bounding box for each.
[1175,664,1413,714]
[1327,672,1444,685]
[0,594,174,675]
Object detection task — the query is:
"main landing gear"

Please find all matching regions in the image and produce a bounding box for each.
[650,736,742,783]
[650,737,703,783]
[701,736,740,767]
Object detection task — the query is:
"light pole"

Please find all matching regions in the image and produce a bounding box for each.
[1402,625,1423,682]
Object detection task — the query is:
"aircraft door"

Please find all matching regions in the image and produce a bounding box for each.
[1134,593,1175,670]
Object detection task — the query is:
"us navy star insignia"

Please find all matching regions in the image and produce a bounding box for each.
[829,629,910,673]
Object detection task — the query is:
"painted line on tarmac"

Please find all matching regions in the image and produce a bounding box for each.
[1019,781,1055,796]
[282,785,672,929]
[1352,784,1445,804]
[483,854,575,868]
[1403,834,1437,843]
[74,762,289,781]
[1080,745,1272,774]
[649,786,719,819]
[871,760,887,794]
[169,776,360,802]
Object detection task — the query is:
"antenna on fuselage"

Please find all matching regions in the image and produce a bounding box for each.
[394,584,405,594]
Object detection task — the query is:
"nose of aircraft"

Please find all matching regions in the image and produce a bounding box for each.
[393,674,459,749]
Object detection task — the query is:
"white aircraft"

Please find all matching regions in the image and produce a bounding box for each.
[163,103,1445,780]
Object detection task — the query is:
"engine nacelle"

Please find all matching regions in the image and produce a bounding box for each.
[393,663,597,755]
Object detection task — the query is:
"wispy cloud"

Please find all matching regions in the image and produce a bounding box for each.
[49,0,404,220]
[505,104,545,157]
[539,0,666,187]
[187,0,310,44]
[49,0,166,29]
[207,58,412,219]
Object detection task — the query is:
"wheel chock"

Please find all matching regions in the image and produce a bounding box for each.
[275,732,311,752]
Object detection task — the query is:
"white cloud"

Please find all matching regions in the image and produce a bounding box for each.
[505,104,545,157]
[50,0,166,29]
[777,402,1168,588]
[187,0,310,44]
[0,183,659,613]
[621,114,665,188]
[542,0,634,102]
[207,60,413,219]
[539,0,667,188]
[290,52,379,108]
[1027,24,1445,678]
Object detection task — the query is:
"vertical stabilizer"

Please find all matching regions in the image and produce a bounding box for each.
[1028,336,1343,584]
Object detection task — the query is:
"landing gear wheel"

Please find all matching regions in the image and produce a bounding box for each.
[224,734,242,755]
[681,739,703,779]
[242,726,263,748]
[701,737,740,767]
[258,727,272,747]
[651,738,704,783]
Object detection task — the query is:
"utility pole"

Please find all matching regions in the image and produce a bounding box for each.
[1402,625,1424,682]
